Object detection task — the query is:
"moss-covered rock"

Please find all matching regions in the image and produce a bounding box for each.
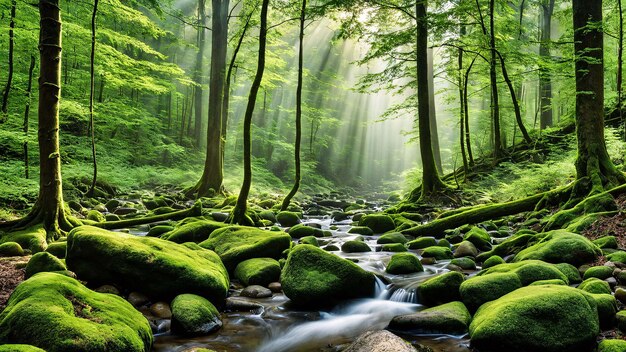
[460,260,568,311]
[417,271,464,306]
[288,224,324,238]
[617,310,626,333]
[341,240,371,253]
[593,236,618,249]
[421,246,453,260]
[86,210,105,222]
[513,230,601,267]
[476,232,539,263]
[463,227,492,251]
[0,225,47,253]
[377,232,408,245]
[348,226,374,236]
[407,237,437,250]
[234,258,281,287]
[170,294,221,336]
[578,278,612,294]
[160,219,227,243]
[281,245,376,307]
[146,225,175,237]
[358,214,396,233]
[45,241,67,259]
[299,236,319,246]
[598,339,626,352]
[0,242,24,257]
[482,255,504,269]
[25,252,67,279]
[386,253,423,275]
[0,345,46,352]
[0,272,152,352]
[469,285,601,352]
[528,279,567,286]
[199,226,292,271]
[454,241,478,258]
[388,301,471,334]
[450,257,476,270]
[607,251,626,264]
[66,226,229,302]
[276,211,301,227]
[582,265,613,281]
[555,263,582,284]
[382,243,408,252]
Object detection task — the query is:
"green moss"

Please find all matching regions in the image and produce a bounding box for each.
[67,226,229,302]
[0,242,24,257]
[25,252,67,279]
[528,279,567,286]
[341,240,371,253]
[0,225,47,253]
[407,237,437,249]
[388,301,471,334]
[382,243,408,252]
[582,266,613,281]
[469,285,601,352]
[170,294,221,336]
[146,225,174,237]
[450,257,476,270]
[454,241,478,258]
[358,214,396,233]
[289,224,324,238]
[0,345,46,352]
[554,263,582,284]
[476,232,538,263]
[86,210,105,222]
[281,245,375,307]
[299,236,319,246]
[258,210,276,223]
[437,239,451,248]
[617,310,626,333]
[482,255,504,269]
[513,230,601,267]
[45,242,67,259]
[594,293,618,328]
[598,339,626,352]
[463,227,492,251]
[199,226,292,271]
[421,246,453,260]
[160,219,227,243]
[607,251,626,264]
[234,258,281,287]
[386,253,423,275]
[417,271,464,306]
[377,232,408,245]
[276,211,301,227]
[348,226,374,236]
[460,260,568,311]
[0,272,152,352]
[593,236,618,249]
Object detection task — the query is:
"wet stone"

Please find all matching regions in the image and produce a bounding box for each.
[95,284,120,295]
[150,301,173,318]
[240,285,272,298]
[268,282,282,293]
[225,297,264,312]
[128,292,150,307]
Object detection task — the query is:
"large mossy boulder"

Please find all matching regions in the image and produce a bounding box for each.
[358,214,396,233]
[281,245,376,307]
[0,225,47,253]
[598,339,626,352]
[377,232,408,244]
[388,301,472,334]
[171,294,222,336]
[0,272,152,352]
[0,242,24,257]
[469,285,604,352]
[0,345,46,352]
[341,240,371,253]
[288,224,325,238]
[513,230,601,267]
[417,271,464,306]
[421,246,453,260]
[460,260,569,311]
[276,211,301,227]
[386,253,423,275]
[463,227,492,251]
[160,219,227,243]
[234,258,281,287]
[25,252,67,279]
[66,226,229,302]
[199,226,292,271]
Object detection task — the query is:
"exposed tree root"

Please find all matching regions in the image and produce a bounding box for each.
[93,201,203,230]
[0,203,82,243]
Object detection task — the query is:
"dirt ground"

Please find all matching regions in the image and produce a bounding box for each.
[0,256,29,311]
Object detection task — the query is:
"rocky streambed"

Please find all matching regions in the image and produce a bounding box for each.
[1,193,626,352]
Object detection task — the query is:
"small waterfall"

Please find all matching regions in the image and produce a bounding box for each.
[388,288,418,303]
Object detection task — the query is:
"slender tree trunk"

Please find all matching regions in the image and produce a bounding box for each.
[1,0,16,119]
[518,0,526,39]
[23,56,36,180]
[464,56,476,166]
[539,0,555,129]
[497,51,532,144]
[87,0,99,197]
[427,48,443,173]
[230,0,270,224]
[98,74,104,102]
[194,0,207,148]
[458,27,468,178]
[489,0,503,159]
[193,0,229,197]
[573,0,625,189]
[281,0,306,211]
[618,0,624,137]
[416,0,446,199]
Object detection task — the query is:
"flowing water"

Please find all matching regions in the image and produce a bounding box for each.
[150,214,473,352]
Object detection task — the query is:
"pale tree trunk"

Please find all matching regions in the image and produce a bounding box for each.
[1,0,16,119]
[539,0,555,129]
[87,0,99,197]
[427,48,443,173]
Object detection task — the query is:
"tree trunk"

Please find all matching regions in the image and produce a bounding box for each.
[229,0,269,225]
[416,0,446,199]
[489,0,503,159]
[281,0,306,211]
[458,29,468,178]
[573,0,625,190]
[23,56,36,179]
[497,51,532,144]
[1,0,16,119]
[618,0,624,134]
[194,0,207,148]
[539,0,555,129]
[427,48,443,173]
[87,0,99,197]
[464,56,476,166]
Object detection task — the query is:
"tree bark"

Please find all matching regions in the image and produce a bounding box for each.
[427,48,443,173]
[1,0,16,119]
[281,0,306,211]
[464,56,476,166]
[497,51,532,144]
[23,56,36,180]
[618,0,624,131]
[573,0,625,190]
[539,0,555,129]
[229,0,270,225]
[87,0,99,197]
[194,0,207,148]
[489,0,502,158]
[458,26,468,178]
[416,0,446,199]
